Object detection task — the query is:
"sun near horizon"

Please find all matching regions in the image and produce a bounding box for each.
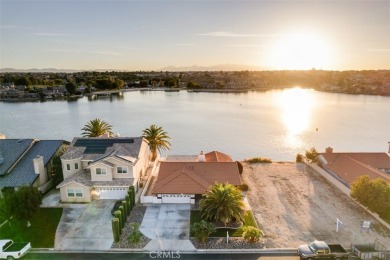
[266,31,333,70]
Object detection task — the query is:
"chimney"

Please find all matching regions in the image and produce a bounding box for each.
[325,147,333,154]
[33,155,47,185]
[198,151,206,162]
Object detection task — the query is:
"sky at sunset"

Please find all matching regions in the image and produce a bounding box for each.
[0,0,389,70]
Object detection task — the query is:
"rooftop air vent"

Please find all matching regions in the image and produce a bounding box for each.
[16,139,24,144]
[0,157,4,165]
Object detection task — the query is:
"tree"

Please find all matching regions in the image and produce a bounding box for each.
[81,118,113,137]
[8,186,42,225]
[65,82,77,95]
[296,154,304,163]
[142,124,171,161]
[236,161,243,174]
[187,81,201,89]
[351,176,390,220]
[190,220,215,243]
[0,194,13,223]
[15,76,31,87]
[242,226,263,243]
[305,147,318,163]
[200,183,245,226]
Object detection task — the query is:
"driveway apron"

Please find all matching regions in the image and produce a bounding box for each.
[140,204,191,240]
[55,200,115,250]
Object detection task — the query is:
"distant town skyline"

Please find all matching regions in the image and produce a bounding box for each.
[1,0,389,71]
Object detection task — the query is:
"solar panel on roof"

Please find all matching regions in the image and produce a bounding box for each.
[74,139,134,154]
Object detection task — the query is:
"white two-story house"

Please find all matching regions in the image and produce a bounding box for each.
[57,137,150,203]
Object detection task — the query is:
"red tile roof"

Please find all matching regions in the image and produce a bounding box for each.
[321,152,390,169]
[320,153,390,185]
[152,162,241,194]
[205,151,233,162]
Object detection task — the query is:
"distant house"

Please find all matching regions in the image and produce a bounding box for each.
[318,147,390,187]
[0,138,68,196]
[56,137,150,203]
[142,151,242,204]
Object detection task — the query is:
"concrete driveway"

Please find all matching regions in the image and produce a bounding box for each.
[140,204,190,240]
[55,200,115,250]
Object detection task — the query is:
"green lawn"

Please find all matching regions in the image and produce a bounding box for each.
[0,208,63,248]
[190,210,257,237]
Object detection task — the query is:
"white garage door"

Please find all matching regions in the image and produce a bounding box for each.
[161,195,191,203]
[99,188,128,200]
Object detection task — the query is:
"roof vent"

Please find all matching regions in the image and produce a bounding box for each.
[0,157,4,165]
[16,139,25,144]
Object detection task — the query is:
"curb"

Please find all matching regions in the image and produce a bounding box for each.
[30,248,298,254]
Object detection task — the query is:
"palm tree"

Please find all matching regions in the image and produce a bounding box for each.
[81,118,113,137]
[200,183,245,226]
[142,124,171,161]
[190,220,216,244]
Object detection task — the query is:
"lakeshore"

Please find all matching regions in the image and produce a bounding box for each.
[1,89,389,161]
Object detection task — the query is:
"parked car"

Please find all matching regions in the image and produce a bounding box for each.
[111,200,124,216]
[298,240,349,260]
[0,239,31,260]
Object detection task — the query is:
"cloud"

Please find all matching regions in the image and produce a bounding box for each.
[197,31,277,37]
[167,43,195,46]
[89,51,123,56]
[48,49,81,53]
[223,44,263,47]
[33,33,74,36]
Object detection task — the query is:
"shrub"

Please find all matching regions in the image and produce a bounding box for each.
[119,206,125,228]
[125,194,131,212]
[351,176,390,223]
[128,223,142,244]
[112,218,120,242]
[122,201,129,217]
[305,147,318,163]
[128,186,135,208]
[190,220,215,244]
[236,161,244,174]
[242,226,263,243]
[245,157,272,163]
[114,211,122,233]
[296,153,304,163]
[240,183,249,192]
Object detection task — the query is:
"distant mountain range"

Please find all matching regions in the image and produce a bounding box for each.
[0,68,82,73]
[0,64,264,73]
[159,64,263,71]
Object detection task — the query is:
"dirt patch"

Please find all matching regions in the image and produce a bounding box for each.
[242,162,390,248]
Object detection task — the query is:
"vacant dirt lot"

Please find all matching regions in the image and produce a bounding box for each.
[242,162,390,248]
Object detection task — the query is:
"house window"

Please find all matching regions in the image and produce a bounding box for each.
[67,164,70,170]
[117,166,127,174]
[67,188,83,197]
[75,163,79,170]
[96,168,106,175]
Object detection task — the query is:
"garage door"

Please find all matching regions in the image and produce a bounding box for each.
[161,195,191,203]
[99,188,128,200]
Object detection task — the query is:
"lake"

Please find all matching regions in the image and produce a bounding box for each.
[0,88,389,161]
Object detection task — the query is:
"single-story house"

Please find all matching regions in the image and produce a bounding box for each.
[56,137,150,203]
[318,147,390,187]
[0,138,68,196]
[145,151,242,204]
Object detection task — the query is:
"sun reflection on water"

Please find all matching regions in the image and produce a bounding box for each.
[275,87,315,147]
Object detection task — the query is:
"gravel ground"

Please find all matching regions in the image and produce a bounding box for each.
[111,205,151,249]
[190,237,268,249]
[242,162,390,248]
